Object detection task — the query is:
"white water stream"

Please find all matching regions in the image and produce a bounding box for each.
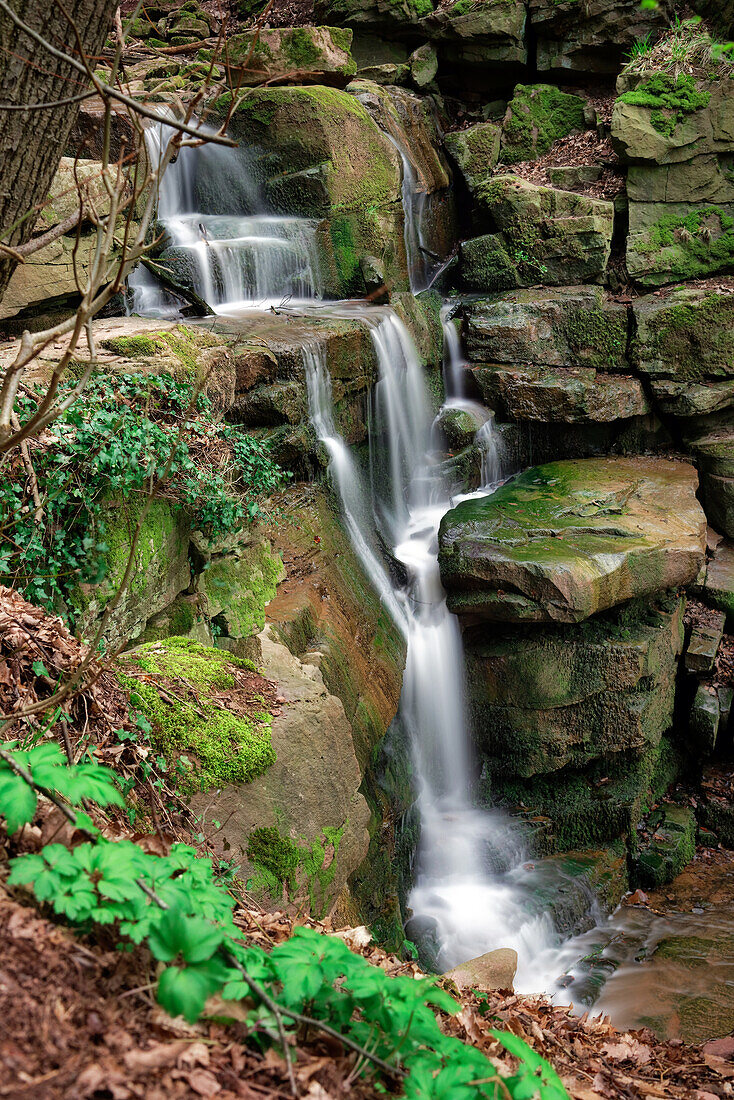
[131,118,611,999]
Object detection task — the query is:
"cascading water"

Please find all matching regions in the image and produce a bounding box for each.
[134,113,602,1000]
[128,118,321,314]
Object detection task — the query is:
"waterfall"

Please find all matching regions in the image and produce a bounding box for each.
[128,117,321,313]
[304,309,558,981]
[441,304,467,398]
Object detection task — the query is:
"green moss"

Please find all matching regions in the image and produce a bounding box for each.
[119,638,273,791]
[619,72,710,135]
[560,294,628,368]
[246,821,346,916]
[630,206,734,282]
[642,294,734,381]
[102,334,159,358]
[501,84,587,164]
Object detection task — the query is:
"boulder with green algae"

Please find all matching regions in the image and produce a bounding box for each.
[468,176,613,288]
[435,404,487,450]
[633,804,697,889]
[118,638,275,789]
[438,457,706,625]
[222,26,357,87]
[490,735,682,853]
[76,498,191,648]
[626,201,734,287]
[213,85,407,295]
[466,593,684,779]
[408,42,437,87]
[500,84,587,165]
[632,287,734,418]
[444,122,500,195]
[196,537,285,639]
[471,364,648,424]
[464,287,629,371]
[691,682,721,754]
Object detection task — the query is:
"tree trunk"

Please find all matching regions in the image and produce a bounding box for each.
[0,0,118,303]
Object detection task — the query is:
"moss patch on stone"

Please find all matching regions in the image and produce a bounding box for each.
[119,638,275,791]
[501,84,587,164]
[618,72,710,136]
[246,821,346,916]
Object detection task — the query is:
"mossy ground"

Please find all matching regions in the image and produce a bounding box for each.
[119,638,275,792]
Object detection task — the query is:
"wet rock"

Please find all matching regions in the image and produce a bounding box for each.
[466,593,684,779]
[408,43,438,87]
[500,84,587,164]
[443,947,518,992]
[435,403,487,450]
[223,26,357,87]
[464,287,629,371]
[444,122,500,195]
[633,804,697,890]
[216,85,406,296]
[468,176,613,288]
[438,458,706,624]
[471,364,648,423]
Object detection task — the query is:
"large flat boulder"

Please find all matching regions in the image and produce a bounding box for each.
[471,364,649,422]
[438,457,707,623]
[466,175,613,288]
[464,287,629,370]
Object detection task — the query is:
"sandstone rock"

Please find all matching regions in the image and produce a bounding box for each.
[466,593,684,778]
[356,61,410,83]
[633,287,734,387]
[445,122,500,194]
[425,0,527,71]
[471,364,648,423]
[438,457,706,624]
[685,422,734,538]
[435,403,487,449]
[190,627,371,916]
[626,200,734,286]
[691,682,721,754]
[470,175,613,287]
[529,0,672,75]
[500,84,587,164]
[222,26,357,86]
[443,947,518,992]
[464,287,629,370]
[686,609,726,673]
[703,540,734,624]
[548,165,603,189]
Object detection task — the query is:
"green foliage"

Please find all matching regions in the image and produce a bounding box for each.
[0,373,287,622]
[0,742,123,834]
[2,744,568,1098]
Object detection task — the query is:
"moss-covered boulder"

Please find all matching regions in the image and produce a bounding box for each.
[222,26,356,86]
[467,176,613,288]
[76,498,192,647]
[626,201,734,287]
[444,122,500,195]
[435,403,487,450]
[215,85,407,295]
[633,803,697,889]
[118,637,276,789]
[471,364,649,423]
[466,593,684,779]
[500,84,587,164]
[632,287,734,418]
[464,288,629,370]
[438,457,706,624]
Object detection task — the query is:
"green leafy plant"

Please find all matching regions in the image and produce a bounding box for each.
[1,743,569,1098]
[0,372,287,622]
